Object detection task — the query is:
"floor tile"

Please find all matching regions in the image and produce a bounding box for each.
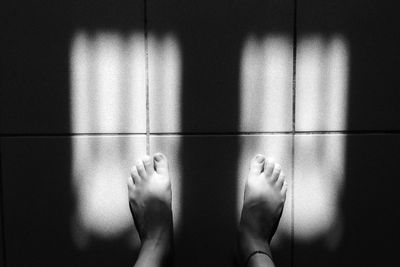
[294,134,400,266]
[149,34,183,133]
[151,134,293,267]
[1,136,145,266]
[148,0,293,133]
[70,31,146,134]
[296,0,400,131]
[1,1,145,134]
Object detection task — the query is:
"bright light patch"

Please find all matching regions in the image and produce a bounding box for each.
[296,35,349,130]
[294,134,346,247]
[70,31,182,248]
[71,31,146,133]
[94,34,124,131]
[240,35,292,131]
[294,35,349,247]
[71,136,145,248]
[239,34,349,248]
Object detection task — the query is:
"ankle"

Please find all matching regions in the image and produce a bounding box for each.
[142,228,172,249]
[140,237,171,261]
[238,229,272,264]
[135,237,172,267]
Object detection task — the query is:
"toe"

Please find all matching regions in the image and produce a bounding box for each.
[127,176,136,199]
[136,159,147,179]
[277,173,285,188]
[250,154,265,174]
[143,155,155,175]
[264,157,275,176]
[154,152,168,174]
[130,166,141,184]
[127,175,135,190]
[281,180,288,197]
[271,163,281,182]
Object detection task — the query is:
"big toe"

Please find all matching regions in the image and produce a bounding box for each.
[264,157,275,176]
[154,152,168,174]
[250,154,265,174]
[143,155,155,175]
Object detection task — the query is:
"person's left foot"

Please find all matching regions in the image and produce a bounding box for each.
[128,153,173,245]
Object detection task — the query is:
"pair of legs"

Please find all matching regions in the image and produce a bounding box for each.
[127,153,287,267]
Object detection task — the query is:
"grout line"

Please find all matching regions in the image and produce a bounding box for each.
[290,130,400,134]
[291,0,298,265]
[0,140,8,267]
[150,132,293,136]
[0,133,147,138]
[2,130,400,138]
[144,0,150,155]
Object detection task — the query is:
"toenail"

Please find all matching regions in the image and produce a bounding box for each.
[154,154,162,161]
[256,154,265,163]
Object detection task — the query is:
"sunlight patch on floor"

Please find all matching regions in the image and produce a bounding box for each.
[70,31,181,248]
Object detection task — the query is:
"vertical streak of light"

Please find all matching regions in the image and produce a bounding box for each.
[262,36,292,130]
[296,37,324,130]
[126,34,147,133]
[294,35,349,244]
[325,35,349,130]
[94,34,123,132]
[71,32,91,133]
[239,35,262,131]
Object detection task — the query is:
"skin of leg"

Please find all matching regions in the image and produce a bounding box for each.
[238,154,287,267]
[127,153,173,267]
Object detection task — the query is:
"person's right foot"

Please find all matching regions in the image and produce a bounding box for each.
[238,154,287,263]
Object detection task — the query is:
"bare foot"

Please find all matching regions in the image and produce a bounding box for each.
[128,153,172,266]
[238,154,287,266]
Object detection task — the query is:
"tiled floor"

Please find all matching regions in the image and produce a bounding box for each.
[2,0,400,267]
[1,135,292,267]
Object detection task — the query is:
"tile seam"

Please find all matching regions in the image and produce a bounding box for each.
[2,131,400,138]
